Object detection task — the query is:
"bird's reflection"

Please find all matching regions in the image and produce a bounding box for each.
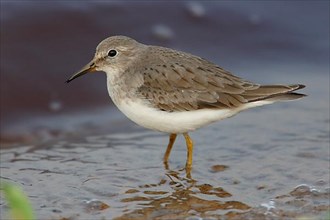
[163,160,193,179]
[116,164,250,219]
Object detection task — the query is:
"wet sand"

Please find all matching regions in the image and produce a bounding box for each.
[1,1,329,219]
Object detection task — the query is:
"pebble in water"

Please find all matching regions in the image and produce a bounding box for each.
[83,199,110,212]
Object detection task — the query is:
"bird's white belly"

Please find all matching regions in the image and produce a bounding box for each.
[106,74,273,134]
[112,99,238,134]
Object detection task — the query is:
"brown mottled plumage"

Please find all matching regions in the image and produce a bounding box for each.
[135,46,305,111]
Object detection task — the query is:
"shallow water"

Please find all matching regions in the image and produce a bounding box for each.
[1,1,329,219]
[1,77,329,219]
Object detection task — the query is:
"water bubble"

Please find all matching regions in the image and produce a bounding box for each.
[261,200,276,211]
[290,184,312,196]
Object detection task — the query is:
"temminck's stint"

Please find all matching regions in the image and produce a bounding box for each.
[66,36,306,172]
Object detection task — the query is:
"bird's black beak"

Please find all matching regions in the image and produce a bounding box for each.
[66,61,96,83]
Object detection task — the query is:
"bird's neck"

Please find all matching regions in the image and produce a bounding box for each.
[105,68,143,106]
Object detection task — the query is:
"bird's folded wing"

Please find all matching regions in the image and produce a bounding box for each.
[135,48,303,112]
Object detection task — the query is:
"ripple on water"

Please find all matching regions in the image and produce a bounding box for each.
[1,122,329,219]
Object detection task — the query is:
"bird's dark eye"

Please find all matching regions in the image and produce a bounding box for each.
[108,49,117,57]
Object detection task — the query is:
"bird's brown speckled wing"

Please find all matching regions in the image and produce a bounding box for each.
[136,46,304,112]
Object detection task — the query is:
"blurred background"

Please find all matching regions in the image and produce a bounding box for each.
[1,2,329,219]
[1,1,329,145]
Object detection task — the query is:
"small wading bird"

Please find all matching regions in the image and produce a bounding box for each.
[66,36,306,172]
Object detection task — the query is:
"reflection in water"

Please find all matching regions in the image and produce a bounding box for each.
[116,165,250,219]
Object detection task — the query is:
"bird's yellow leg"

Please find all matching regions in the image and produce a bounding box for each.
[163,134,177,164]
[183,133,194,169]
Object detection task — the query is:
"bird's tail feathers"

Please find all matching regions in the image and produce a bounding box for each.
[245,84,306,103]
